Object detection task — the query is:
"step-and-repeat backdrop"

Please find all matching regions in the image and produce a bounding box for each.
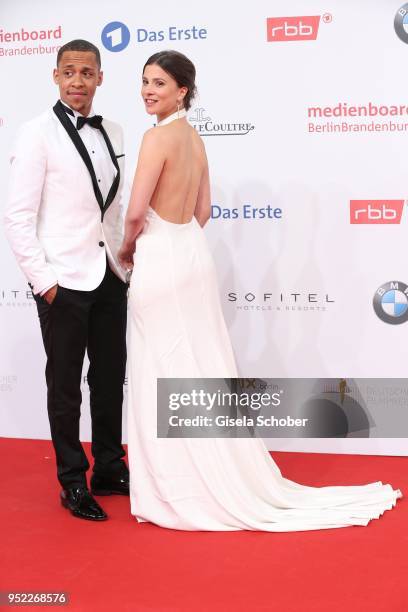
[1,0,407,455]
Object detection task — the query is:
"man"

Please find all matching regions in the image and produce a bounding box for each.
[4,39,129,521]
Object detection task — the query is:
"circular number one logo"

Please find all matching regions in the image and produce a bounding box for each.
[101,21,130,52]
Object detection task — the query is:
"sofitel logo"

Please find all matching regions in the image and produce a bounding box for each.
[266,15,324,42]
[0,289,35,308]
[350,200,405,224]
[189,107,255,136]
[227,291,335,312]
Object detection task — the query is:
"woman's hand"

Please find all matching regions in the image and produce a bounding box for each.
[118,241,136,272]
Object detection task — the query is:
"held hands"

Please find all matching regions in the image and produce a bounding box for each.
[118,241,136,273]
[44,284,58,305]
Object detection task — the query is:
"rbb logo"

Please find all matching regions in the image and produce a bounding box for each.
[101,22,130,52]
[350,200,404,224]
[266,16,320,42]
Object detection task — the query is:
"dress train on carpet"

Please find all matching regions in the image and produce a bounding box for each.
[127,207,402,531]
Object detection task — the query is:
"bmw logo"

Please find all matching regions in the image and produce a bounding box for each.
[373,281,408,324]
[394,3,408,44]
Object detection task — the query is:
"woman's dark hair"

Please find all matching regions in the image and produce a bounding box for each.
[143,50,197,110]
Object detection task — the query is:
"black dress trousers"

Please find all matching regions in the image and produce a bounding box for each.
[33,262,128,489]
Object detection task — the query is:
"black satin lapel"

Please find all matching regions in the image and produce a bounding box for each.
[52,101,104,211]
[99,124,120,218]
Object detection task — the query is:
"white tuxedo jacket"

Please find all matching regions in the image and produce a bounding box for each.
[4,101,126,295]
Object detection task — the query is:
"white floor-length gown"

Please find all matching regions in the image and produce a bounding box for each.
[127,206,402,531]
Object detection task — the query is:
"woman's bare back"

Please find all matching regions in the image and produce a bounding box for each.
[149,119,208,224]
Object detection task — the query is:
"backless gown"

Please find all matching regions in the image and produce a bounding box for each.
[126,204,402,531]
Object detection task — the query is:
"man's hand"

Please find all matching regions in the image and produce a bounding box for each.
[43,284,58,305]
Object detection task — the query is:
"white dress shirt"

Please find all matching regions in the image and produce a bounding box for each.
[62,101,116,202]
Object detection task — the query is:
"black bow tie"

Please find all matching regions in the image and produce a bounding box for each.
[61,104,103,130]
[76,115,103,130]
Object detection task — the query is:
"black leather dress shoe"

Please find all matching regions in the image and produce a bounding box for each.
[90,472,129,496]
[60,487,108,521]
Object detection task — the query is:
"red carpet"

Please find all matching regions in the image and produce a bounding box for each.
[0,438,406,611]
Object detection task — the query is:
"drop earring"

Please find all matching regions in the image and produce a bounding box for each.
[177,101,181,119]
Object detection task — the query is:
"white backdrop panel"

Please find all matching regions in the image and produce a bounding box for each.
[0,0,407,455]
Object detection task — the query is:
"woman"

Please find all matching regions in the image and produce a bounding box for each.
[118,50,402,531]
